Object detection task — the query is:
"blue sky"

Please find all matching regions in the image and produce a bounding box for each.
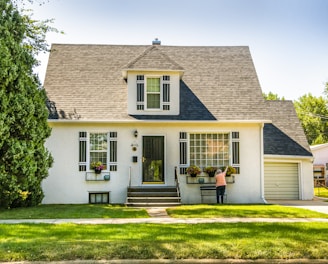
[25,0,328,100]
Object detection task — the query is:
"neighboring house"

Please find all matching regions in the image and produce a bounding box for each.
[310,143,328,186]
[43,40,313,205]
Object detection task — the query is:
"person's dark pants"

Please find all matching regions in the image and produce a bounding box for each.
[216,185,226,204]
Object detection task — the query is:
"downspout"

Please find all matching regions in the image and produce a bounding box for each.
[260,123,267,204]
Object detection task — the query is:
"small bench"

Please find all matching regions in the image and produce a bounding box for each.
[200,186,227,203]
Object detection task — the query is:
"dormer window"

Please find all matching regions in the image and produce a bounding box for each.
[136,75,170,111]
[147,77,161,109]
[124,45,183,116]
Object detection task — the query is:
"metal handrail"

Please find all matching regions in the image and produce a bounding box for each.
[175,166,181,198]
[128,166,131,187]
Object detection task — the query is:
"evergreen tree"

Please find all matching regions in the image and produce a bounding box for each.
[0,0,53,208]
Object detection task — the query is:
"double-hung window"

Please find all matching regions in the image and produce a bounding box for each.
[136,75,170,111]
[79,132,117,171]
[90,133,108,169]
[146,77,161,109]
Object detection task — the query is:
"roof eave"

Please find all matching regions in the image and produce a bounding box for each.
[264,154,313,160]
[122,69,185,79]
[48,119,272,124]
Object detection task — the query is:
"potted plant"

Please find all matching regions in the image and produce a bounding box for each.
[221,166,236,176]
[186,165,201,177]
[204,166,217,177]
[91,161,105,174]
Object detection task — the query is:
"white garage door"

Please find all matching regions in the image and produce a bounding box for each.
[264,162,299,199]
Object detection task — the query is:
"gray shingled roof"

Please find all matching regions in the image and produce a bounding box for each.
[123,45,184,72]
[44,44,267,121]
[264,100,312,156]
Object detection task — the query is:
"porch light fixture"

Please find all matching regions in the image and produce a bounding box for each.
[134,130,138,138]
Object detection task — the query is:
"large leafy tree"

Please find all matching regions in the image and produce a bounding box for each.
[263,92,285,100]
[294,93,328,145]
[0,0,53,208]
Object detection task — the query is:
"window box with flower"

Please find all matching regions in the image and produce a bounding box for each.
[204,166,217,177]
[221,166,236,176]
[186,165,201,177]
[91,161,105,174]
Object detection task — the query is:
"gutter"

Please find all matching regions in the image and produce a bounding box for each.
[264,154,313,161]
[47,119,273,125]
[260,123,267,204]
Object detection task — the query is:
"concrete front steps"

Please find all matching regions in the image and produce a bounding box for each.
[126,186,181,207]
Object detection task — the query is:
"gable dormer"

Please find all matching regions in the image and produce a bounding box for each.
[123,43,184,115]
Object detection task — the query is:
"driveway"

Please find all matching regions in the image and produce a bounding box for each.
[267,197,328,214]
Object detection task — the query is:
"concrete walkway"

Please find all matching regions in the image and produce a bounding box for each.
[267,196,328,214]
[1,216,328,224]
[0,198,327,224]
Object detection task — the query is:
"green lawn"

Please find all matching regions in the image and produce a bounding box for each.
[314,187,328,198]
[0,204,149,219]
[167,204,328,218]
[1,204,327,219]
[0,222,327,261]
[1,204,328,261]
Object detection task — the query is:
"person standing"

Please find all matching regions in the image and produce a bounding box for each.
[215,166,228,204]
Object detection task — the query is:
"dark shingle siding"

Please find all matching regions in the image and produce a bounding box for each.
[264,101,312,157]
[264,124,312,156]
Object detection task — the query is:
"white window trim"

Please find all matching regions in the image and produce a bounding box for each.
[87,132,109,172]
[136,74,171,112]
[145,75,162,111]
[178,131,240,174]
[79,132,117,172]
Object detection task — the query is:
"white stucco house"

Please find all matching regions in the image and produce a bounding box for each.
[42,40,313,205]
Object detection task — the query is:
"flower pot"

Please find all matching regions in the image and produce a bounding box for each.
[190,173,198,177]
[208,171,215,177]
[94,169,102,174]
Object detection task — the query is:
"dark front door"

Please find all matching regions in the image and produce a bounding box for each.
[142,136,164,183]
